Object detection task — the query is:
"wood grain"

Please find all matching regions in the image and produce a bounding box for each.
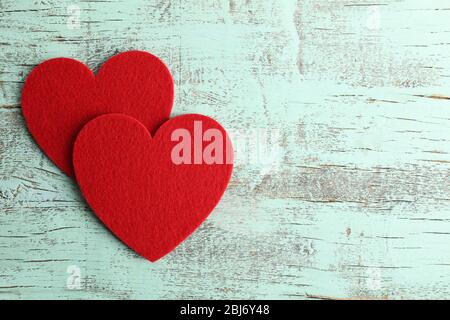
[1,0,450,299]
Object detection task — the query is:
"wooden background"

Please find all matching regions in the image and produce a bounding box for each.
[1,0,450,299]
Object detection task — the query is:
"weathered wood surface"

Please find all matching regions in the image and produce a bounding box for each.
[1,0,450,299]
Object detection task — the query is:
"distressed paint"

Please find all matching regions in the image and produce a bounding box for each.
[1,0,450,299]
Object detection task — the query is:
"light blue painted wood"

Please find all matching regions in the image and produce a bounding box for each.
[1,0,450,299]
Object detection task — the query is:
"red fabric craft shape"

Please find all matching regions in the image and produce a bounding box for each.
[22,50,174,176]
[73,114,233,262]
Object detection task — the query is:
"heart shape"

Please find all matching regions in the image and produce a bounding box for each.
[22,51,174,176]
[73,114,233,261]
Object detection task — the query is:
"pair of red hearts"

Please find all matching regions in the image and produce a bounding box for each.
[21,51,233,262]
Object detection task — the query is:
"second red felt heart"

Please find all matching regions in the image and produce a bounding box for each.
[22,51,174,176]
[73,114,233,262]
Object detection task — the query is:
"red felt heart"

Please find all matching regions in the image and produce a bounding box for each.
[73,114,233,261]
[22,51,174,176]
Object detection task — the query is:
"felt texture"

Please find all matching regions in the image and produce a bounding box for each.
[73,114,233,262]
[21,50,174,176]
